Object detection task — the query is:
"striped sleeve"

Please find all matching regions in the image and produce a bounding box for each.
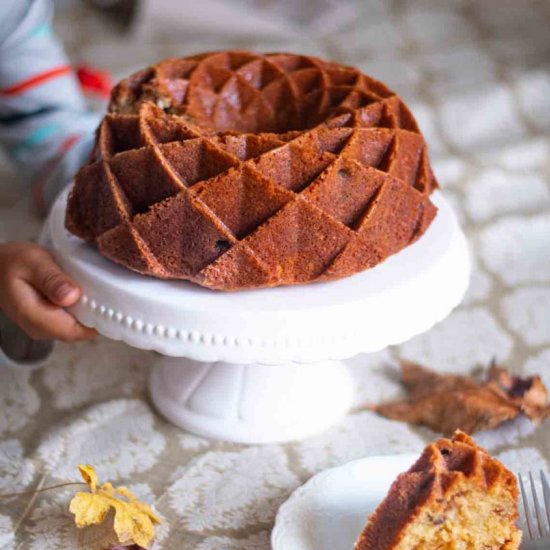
[0,0,100,213]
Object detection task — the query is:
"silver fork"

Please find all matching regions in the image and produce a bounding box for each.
[518,471,550,549]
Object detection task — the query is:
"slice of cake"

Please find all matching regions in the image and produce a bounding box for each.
[355,431,521,549]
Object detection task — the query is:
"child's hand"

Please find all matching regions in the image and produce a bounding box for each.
[0,242,97,342]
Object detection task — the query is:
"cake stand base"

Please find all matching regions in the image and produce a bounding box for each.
[149,357,354,443]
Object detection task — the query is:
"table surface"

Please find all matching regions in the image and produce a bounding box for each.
[1,1,549,548]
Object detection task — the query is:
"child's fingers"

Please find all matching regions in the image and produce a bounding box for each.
[22,247,81,307]
[8,279,97,342]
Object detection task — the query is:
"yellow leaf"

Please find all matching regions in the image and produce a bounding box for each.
[116,486,161,524]
[100,482,116,497]
[112,499,157,548]
[69,492,110,528]
[77,464,98,493]
[69,465,161,548]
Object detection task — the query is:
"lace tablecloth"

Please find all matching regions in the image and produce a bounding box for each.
[1,1,549,548]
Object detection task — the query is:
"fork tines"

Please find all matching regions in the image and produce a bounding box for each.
[518,470,550,541]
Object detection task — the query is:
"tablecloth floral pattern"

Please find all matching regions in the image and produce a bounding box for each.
[1,0,549,548]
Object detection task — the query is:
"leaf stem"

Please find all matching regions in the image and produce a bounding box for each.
[0,481,86,498]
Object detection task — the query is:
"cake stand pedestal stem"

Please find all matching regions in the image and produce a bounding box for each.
[149,357,354,444]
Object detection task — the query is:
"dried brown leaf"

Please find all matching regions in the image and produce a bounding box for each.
[373,361,550,436]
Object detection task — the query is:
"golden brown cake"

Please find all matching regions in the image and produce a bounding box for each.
[355,431,521,550]
[66,51,438,290]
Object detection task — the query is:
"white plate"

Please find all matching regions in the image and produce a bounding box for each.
[272,454,418,550]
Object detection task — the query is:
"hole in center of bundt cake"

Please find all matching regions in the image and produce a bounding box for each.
[185,82,339,134]
[109,54,365,134]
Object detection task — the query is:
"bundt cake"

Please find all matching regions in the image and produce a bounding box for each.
[355,431,521,550]
[66,51,438,290]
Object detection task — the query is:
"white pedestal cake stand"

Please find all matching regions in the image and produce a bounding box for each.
[48,188,470,444]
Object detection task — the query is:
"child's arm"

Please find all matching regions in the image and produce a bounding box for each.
[0,0,100,212]
[0,0,99,348]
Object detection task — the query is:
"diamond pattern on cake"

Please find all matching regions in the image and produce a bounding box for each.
[66,51,439,290]
[159,140,238,187]
[324,175,435,278]
[67,162,132,240]
[197,245,274,290]
[108,146,185,213]
[212,133,285,161]
[131,192,236,277]
[302,160,385,228]
[193,165,294,239]
[240,199,353,284]
[97,222,169,276]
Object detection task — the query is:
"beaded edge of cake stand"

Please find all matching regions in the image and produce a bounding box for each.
[79,293,353,350]
[78,285,467,357]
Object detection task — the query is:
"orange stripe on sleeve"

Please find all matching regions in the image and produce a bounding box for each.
[1,65,72,96]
